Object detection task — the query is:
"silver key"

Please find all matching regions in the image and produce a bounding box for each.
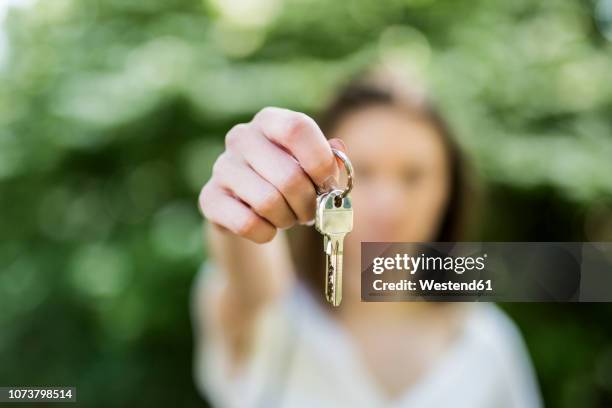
[315,189,353,306]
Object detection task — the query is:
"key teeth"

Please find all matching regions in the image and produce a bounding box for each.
[324,237,343,307]
[326,263,334,301]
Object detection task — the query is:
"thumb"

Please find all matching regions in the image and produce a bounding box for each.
[328,138,347,154]
[320,138,349,192]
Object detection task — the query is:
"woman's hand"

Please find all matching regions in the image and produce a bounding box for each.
[199,107,344,243]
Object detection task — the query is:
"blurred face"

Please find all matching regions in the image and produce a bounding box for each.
[330,104,451,294]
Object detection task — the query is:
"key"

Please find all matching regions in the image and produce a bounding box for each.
[315,189,353,306]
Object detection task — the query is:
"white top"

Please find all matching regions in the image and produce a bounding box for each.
[191,262,543,408]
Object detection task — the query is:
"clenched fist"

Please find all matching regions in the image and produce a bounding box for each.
[199,107,345,243]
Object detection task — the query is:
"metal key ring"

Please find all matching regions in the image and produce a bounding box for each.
[330,148,354,199]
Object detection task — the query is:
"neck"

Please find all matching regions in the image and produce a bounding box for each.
[332,281,469,326]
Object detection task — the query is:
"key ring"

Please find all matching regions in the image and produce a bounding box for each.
[331,148,354,199]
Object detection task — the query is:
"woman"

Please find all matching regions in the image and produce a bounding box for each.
[193,65,543,408]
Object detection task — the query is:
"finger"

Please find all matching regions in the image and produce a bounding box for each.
[225,123,317,224]
[252,107,340,190]
[212,152,297,229]
[199,182,277,243]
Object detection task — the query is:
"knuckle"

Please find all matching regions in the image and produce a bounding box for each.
[277,166,306,195]
[198,183,214,218]
[254,106,278,122]
[236,213,260,237]
[283,113,314,144]
[254,188,283,217]
[211,153,228,178]
[225,123,249,150]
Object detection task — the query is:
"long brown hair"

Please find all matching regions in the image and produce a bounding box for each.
[287,65,479,303]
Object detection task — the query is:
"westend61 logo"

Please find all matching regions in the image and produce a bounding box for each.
[371,253,488,275]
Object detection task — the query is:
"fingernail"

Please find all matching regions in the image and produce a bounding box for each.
[299,218,315,226]
[331,138,347,152]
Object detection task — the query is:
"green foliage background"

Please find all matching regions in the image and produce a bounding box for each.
[1,0,612,406]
